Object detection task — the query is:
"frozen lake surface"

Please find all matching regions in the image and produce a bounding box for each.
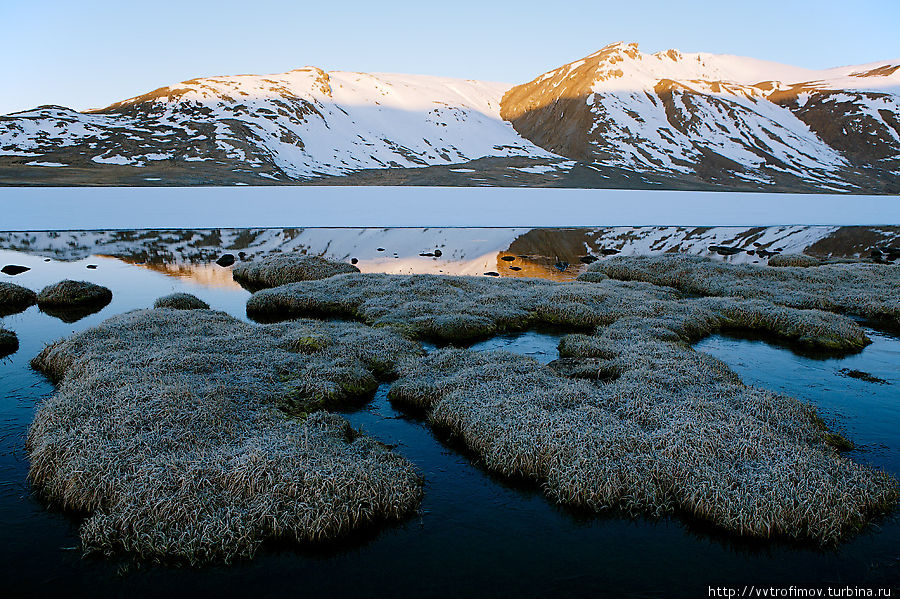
[1,186,899,230]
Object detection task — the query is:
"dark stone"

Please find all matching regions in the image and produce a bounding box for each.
[483,271,500,277]
[746,250,755,256]
[579,255,598,264]
[215,254,236,267]
[419,252,435,257]
[509,266,522,271]
[238,252,247,260]
[709,246,743,256]
[351,258,359,265]
[1,265,30,276]
[86,264,98,270]
[501,256,516,262]
[433,249,442,257]
[554,261,569,272]
[600,248,620,256]
[376,248,385,252]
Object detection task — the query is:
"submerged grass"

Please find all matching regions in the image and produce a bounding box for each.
[0,281,37,316]
[247,273,870,350]
[27,309,423,564]
[582,255,900,324]
[233,254,360,290]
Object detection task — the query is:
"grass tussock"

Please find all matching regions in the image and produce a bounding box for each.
[27,309,423,564]
[0,326,17,357]
[582,255,900,324]
[388,311,898,544]
[232,254,360,290]
[37,280,112,308]
[247,273,870,350]
[767,254,821,267]
[153,293,210,310]
[0,281,37,316]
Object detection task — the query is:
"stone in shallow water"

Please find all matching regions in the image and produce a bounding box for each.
[215,254,236,267]
[1,265,30,276]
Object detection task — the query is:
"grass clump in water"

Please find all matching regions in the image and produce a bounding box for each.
[0,326,17,357]
[233,254,360,290]
[247,273,870,351]
[388,310,898,544]
[37,280,113,322]
[27,308,423,564]
[0,282,37,316]
[581,255,900,324]
[153,293,210,310]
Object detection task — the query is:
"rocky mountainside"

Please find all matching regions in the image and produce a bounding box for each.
[1,44,898,191]
[501,42,900,192]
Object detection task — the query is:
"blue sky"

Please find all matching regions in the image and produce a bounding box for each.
[2,0,898,115]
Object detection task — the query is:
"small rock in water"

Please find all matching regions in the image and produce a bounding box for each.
[215,254,236,267]
[509,266,522,271]
[709,245,743,256]
[579,255,598,264]
[86,264,98,270]
[419,252,435,257]
[238,252,247,260]
[44,259,51,263]
[2,265,30,276]
[600,248,620,256]
[483,271,500,277]
[351,258,359,265]
[554,261,569,272]
[433,249,442,257]
[376,248,385,252]
[501,255,516,262]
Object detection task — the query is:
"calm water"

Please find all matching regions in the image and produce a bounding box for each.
[1,245,899,597]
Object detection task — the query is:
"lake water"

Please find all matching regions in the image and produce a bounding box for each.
[1,235,898,597]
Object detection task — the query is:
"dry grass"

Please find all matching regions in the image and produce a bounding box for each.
[247,273,870,350]
[388,311,898,544]
[27,308,423,564]
[0,281,37,316]
[153,293,210,310]
[0,326,17,357]
[767,254,821,267]
[37,280,113,308]
[582,255,900,324]
[232,254,360,290]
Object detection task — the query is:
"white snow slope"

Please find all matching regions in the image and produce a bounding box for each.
[0,68,556,178]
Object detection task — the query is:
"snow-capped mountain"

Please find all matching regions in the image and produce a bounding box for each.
[1,44,898,191]
[501,42,900,192]
[0,68,556,182]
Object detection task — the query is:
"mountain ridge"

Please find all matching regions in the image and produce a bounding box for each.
[2,42,898,191]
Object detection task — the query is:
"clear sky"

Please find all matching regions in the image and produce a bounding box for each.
[2,0,898,115]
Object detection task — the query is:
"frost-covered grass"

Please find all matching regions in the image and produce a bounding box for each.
[583,255,900,324]
[27,309,424,564]
[153,292,209,310]
[388,312,898,544]
[232,254,360,290]
[767,254,822,267]
[37,280,112,308]
[0,281,37,316]
[247,273,869,350]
